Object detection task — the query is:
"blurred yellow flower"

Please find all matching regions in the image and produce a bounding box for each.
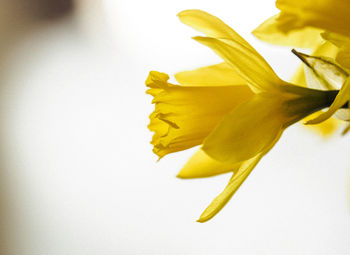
[255,0,350,41]
[147,10,342,222]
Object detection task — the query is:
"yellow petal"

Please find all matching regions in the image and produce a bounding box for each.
[178,9,256,53]
[306,77,350,124]
[197,154,263,222]
[253,14,323,48]
[202,94,284,164]
[175,62,246,87]
[146,71,253,158]
[177,149,240,179]
[193,36,281,93]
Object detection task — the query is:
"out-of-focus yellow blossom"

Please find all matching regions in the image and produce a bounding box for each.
[322,33,350,70]
[253,0,350,136]
[267,0,350,40]
[253,0,350,72]
[147,10,341,222]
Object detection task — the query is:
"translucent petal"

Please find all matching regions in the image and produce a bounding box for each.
[291,41,338,87]
[303,66,331,90]
[197,154,263,222]
[146,71,253,158]
[175,62,246,87]
[193,36,281,93]
[178,9,257,52]
[293,49,348,90]
[177,149,240,179]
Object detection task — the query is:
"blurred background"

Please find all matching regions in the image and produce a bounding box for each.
[1,0,350,254]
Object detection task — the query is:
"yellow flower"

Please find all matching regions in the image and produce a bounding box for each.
[147,10,340,222]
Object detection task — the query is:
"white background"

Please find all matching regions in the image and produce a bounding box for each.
[2,0,350,254]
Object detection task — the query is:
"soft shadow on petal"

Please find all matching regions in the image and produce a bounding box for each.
[202,94,284,164]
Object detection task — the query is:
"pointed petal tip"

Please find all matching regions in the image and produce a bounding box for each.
[175,169,204,179]
[192,35,205,41]
[304,115,328,125]
[177,11,184,18]
[176,173,187,179]
[196,214,211,223]
[196,218,206,223]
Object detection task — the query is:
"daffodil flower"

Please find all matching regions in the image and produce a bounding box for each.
[147,10,341,222]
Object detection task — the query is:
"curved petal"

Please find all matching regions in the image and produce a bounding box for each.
[178,9,257,52]
[175,62,246,87]
[197,154,263,222]
[193,36,281,93]
[146,71,253,158]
